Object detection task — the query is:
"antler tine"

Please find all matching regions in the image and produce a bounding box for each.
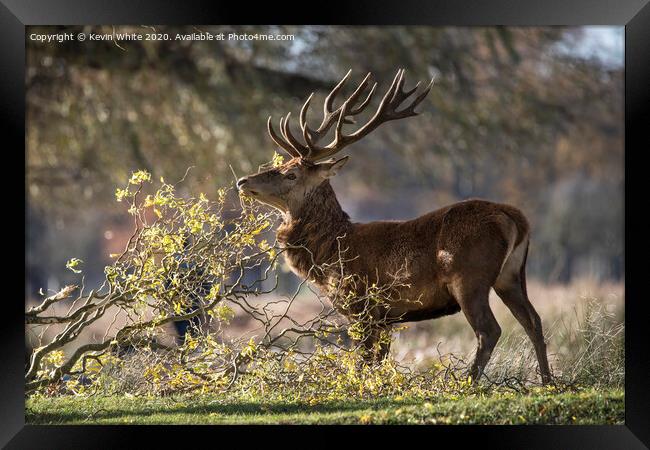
[402,80,421,98]
[282,112,309,157]
[393,76,436,117]
[334,99,350,146]
[417,76,436,105]
[324,69,351,115]
[279,116,289,143]
[343,72,375,119]
[388,68,406,104]
[365,68,405,124]
[349,80,377,116]
[299,93,314,136]
[267,116,301,158]
[302,119,315,159]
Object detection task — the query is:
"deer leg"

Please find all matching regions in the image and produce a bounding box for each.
[359,324,392,363]
[494,282,552,384]
[494,241,552,385]
[452,284,501,382]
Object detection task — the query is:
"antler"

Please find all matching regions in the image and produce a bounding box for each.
[267,68,434,161]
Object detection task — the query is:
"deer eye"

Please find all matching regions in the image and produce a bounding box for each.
[285,173,297,180]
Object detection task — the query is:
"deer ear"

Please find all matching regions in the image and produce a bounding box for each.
[319,156,349,178]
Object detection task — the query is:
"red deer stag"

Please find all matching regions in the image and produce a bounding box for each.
[236,69,552,384]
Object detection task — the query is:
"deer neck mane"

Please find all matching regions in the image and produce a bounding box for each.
[277,180,353,284]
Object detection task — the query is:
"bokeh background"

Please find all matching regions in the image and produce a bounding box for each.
[26,25,624,364]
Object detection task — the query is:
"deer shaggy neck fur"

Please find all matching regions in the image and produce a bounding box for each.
[277,180,352,286]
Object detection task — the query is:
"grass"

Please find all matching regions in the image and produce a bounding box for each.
[392,279,624,368]
[27,388,624,425]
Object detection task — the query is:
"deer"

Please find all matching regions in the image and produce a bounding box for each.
[236,69,552,384]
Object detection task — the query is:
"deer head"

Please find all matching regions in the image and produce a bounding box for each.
[236,69,434,214]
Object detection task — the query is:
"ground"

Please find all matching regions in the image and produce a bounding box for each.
[27,388,623,425]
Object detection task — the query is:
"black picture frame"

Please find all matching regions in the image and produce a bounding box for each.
[6,0,649,447]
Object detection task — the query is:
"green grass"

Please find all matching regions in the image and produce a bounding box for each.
[27,389,623,425]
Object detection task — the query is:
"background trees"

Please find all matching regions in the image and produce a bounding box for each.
[26,25,623,297]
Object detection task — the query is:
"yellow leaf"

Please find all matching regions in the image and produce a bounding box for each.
[271,152,284,167]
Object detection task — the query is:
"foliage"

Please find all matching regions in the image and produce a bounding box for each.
[26,170,282,393]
